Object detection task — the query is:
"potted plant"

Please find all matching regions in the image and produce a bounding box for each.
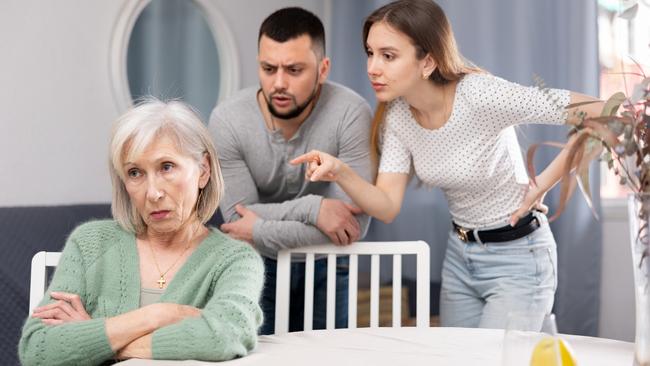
[527,2,649,359]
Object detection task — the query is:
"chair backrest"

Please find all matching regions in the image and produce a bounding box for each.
[274,241,430,334]
[29,251,61,313]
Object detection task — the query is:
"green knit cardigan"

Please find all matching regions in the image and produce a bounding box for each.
[19,220,264,365]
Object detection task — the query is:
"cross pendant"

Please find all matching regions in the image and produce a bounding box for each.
[157,276,166,289]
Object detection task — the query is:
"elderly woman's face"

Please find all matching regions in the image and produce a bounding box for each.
[122,134,209,235]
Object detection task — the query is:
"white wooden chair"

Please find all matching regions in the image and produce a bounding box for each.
[274,241,430,334]
[29,251,61,312]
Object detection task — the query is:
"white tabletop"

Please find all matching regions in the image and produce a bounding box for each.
[117,327,634,366]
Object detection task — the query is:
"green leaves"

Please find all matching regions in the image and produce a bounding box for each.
[601,92,627,117]
[527,70,650,221]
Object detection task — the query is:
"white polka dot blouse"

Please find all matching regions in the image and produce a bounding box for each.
[378,72,570,229]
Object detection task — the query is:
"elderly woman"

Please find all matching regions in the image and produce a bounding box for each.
[19,99,264,365]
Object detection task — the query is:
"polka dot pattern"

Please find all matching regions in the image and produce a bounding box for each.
[378,73,570,228]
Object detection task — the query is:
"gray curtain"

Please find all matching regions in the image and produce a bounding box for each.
[328,0,601,336]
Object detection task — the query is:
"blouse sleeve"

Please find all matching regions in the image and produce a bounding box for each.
[471,73,570,131]
[378,101,412,175]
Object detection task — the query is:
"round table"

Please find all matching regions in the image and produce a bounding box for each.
[118,327,634,365]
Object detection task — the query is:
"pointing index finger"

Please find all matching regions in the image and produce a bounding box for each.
[290,151,321,165]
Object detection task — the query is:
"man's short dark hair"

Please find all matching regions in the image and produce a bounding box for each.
[258,7,326,59]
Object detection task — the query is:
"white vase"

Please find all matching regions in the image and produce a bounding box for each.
[627,193,650,366]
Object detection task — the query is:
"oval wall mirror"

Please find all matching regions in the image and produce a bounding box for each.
[110,0,239,121]
[127,0,219,120]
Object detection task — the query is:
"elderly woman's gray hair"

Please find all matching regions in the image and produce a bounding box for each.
[109,98,223,234]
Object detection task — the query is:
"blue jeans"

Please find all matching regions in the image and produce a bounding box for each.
[259,256,349,335]
[440,211,558,329]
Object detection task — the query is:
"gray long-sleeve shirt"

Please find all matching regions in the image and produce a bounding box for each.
[209,81,373,259]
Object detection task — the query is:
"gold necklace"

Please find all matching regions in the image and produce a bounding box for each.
[147,240,192,289]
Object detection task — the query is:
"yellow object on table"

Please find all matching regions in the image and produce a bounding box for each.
[530,337,577,366]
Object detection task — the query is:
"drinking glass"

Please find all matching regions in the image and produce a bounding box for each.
[501,311,561,366]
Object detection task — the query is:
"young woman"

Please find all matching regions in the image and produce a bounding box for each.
[292,0,602,328]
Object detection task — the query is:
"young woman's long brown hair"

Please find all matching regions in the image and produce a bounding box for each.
[363,0,482,164]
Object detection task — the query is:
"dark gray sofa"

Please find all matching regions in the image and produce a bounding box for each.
[0,204,223,365]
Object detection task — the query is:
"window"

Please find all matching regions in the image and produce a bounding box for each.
[598,0,650,199]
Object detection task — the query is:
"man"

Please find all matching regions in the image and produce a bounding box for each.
[209,7,372,335]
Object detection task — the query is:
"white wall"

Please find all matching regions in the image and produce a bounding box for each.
[0,0,326,207]
[0,1,124,206]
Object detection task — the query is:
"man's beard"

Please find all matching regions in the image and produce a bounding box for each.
[266,79,320,120]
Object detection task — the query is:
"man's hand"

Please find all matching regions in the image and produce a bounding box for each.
[221,204,259,244]
[316,198,363,245]
[31,291,91,325]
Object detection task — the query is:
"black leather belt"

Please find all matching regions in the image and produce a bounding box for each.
[452,212,540,243]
